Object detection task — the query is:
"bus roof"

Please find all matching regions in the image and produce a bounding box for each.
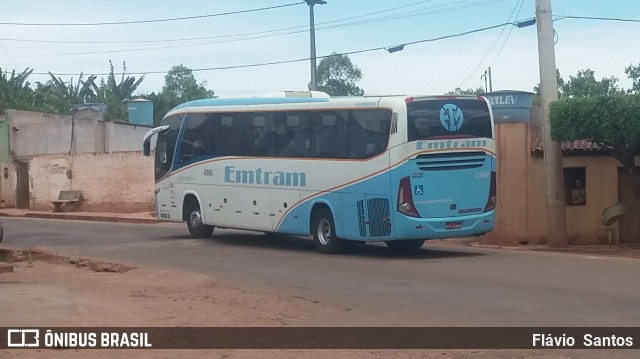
[165,94,488,118]
[169,96,331,113]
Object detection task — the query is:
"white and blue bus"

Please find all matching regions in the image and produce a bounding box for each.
[143,91,496,253]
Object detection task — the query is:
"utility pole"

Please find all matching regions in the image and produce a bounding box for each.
[488,67,493,92]
[536,0,568,247]
[481,71,488,93]
[306,0,326,91]
[481,67,493,93]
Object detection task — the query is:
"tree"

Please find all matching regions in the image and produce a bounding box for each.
[534,68,622,100]
[445,87,485,95]
[533,69,564,96]
[550,95,640,198]
[560,69,624,97]
[315,53,364,96]
[162,64,214,104]
[97,61,145,121]
[40,72,97,115]
[0,67,35,112]
[144,64,214,125]
[625,63,640,95]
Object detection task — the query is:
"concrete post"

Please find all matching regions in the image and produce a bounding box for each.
[536,0,568,247]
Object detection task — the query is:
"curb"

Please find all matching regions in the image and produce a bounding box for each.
[470,242,640,259]
[0,263,14,273]
[0,211,159,224]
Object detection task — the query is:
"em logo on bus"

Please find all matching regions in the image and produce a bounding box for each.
[440,104,464,131]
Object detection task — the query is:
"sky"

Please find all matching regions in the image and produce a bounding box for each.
[1,0,639,98]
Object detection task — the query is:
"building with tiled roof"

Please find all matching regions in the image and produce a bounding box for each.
[482,91,638,246]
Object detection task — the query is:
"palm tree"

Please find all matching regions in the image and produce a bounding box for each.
[0,67,35,111]
[98,61,145,121]
[42,72,98,114]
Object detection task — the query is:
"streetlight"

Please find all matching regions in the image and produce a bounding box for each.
[516,18,537,28]
[384,18,537,56]
[307,0,326,91]
[386,45,405,53]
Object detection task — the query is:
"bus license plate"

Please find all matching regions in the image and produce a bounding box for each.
[445,221,462,230]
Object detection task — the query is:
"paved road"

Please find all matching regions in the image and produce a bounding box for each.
[2,216,639,329]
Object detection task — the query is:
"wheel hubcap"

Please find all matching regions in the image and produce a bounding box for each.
[190,211,202,229]
[317,218,331,245]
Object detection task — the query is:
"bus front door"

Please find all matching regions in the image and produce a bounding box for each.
[155,182,181,222]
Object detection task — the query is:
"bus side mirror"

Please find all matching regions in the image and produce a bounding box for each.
[142,125,170,157]
[143,141,151,156]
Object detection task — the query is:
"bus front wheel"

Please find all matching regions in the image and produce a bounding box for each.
[185,201,214,238]
[312,208,342,254]
[385,239,425,251]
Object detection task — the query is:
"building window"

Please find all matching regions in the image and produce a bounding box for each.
[564,167,586,206]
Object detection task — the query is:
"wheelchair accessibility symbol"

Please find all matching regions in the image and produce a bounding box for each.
[414,185,424,196]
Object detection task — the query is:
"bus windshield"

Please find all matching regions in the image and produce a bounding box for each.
[155,115,182,181]
[407,98,492,141]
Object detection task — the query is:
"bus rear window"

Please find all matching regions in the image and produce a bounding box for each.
[407,98,492,141]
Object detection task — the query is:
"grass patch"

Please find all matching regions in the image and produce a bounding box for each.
[0,249,14,263]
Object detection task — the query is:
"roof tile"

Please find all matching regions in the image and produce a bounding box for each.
[531,138,604,153]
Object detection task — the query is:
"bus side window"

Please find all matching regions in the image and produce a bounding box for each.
[208,114,224,156]
[251,114,276,156]
[220,114,245,156]
[348,109,390,159]
[315,111,347,158]
[273,113,289,155]
[348,112,368,159]
[179,113,210,164]
[279,113,311,157]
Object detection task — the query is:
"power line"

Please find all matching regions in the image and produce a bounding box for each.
[455,12,639,89]
[0,0,501,45]
[10,7,632,79]
[316,0,506,32]
[554,15,640,23]
[0,0,507,59]
[457,0,524,88]
[486,0,525,67]
[29,21,516,77]
[0,2,304,26]
[0,41,18,68]
[0,2,432,44]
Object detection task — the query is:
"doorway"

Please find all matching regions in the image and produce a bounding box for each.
[16,161,29,209]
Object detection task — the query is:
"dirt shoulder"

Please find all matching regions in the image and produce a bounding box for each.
[0,249,349,330]
[0,248,577,359]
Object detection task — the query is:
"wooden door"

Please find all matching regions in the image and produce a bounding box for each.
[16,161,30,209]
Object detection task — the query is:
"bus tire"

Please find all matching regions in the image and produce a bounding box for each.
[385,239,425,251]
[312,208,342,254]
[185,201,214,238]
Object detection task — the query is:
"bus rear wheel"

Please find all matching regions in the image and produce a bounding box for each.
[186,201,214,238]
[312,208,342,254]
[385,239,425,251]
